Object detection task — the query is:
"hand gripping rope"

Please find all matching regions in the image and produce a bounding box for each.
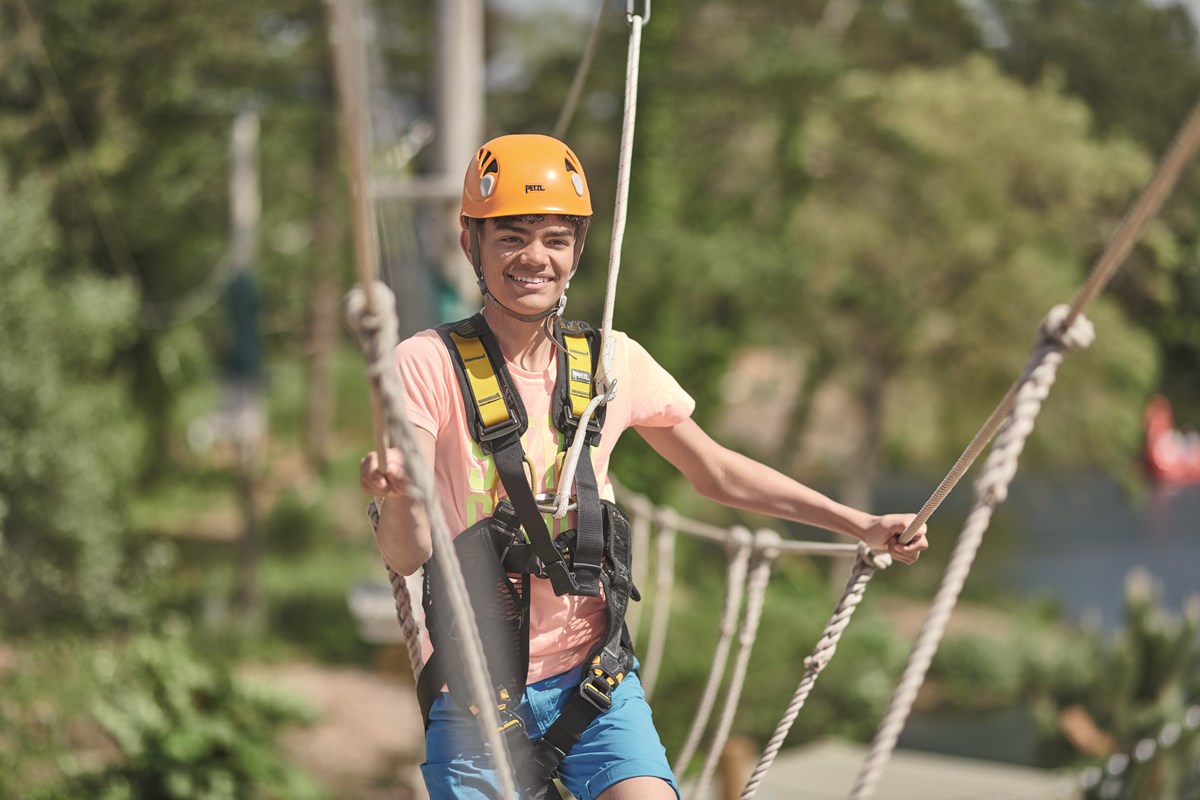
[328,0,518,792]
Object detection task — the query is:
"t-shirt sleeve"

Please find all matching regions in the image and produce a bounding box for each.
[620,332,696,428]
[394,330,454,437]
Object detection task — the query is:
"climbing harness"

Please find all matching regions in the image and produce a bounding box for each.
[413,312,639,799]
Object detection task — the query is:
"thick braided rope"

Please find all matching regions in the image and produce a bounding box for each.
[738,543,891,800]
[554,12,645,519]
[367,498,425,677]
[345,282,517,796]
[673,526,755,777]
[695,531,782,799]
[849,304,1095,800]
[639,508,678,701]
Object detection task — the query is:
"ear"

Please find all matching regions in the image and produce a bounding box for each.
[459,216,472,260]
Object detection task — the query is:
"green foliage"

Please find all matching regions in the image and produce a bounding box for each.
[63,623,325,800]
[1029,570,1200,796]
[0,167,149,633]
[788,56,1161,475]
[0,636,105,798]
[991,0,1200,418]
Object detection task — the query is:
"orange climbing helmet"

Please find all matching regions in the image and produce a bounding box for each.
[461,133,593,219]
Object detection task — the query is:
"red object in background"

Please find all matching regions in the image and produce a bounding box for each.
[1143,395,1200,485]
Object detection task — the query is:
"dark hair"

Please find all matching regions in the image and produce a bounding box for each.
[491,214,589,234]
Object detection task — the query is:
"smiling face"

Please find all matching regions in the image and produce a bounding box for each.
[468,215,578,319]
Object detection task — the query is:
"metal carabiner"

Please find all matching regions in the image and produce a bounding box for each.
[626,0,650,25]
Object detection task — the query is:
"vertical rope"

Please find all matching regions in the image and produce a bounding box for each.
[738,545,887,800]
[640,508,677,701]
[367,498,425,677]
[554,11,646,519]
[849,306,1095,800]
[553,0,611,140]
[695,530,781,799]
[346,283,517,797]
[673,527,754,777]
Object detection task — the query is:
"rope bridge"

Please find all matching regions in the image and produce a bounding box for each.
[331,0,1200,792]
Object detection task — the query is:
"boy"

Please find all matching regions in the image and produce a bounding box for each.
[360,133,928,800]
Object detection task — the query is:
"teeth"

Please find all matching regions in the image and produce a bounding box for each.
[511,276,550,284]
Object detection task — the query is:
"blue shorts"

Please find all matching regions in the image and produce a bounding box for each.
[421,662,679,800]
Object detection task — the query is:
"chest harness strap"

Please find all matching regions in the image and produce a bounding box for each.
[415,314,638,799]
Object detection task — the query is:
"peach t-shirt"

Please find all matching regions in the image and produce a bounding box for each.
[395,326,694,683]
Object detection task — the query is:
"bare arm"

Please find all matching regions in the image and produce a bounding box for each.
[636,418,927,563]
[359,428,436,575]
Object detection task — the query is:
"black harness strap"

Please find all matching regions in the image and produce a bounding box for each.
[552,321,606,596]
[519,501,636,793]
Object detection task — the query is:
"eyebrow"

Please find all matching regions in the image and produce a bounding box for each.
[493,221,575,238]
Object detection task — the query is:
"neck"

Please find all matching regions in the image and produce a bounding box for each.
[481,303,556,372]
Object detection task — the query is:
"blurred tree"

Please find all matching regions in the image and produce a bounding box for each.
[784,57,1161,502]
[992,0,1200,419]
[0,0,343,474]
[0,167,144,633]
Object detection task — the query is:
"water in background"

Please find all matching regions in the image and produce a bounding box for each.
[1000,476,1200,627]
[878,472,1200,629]
[876,473,1200,765]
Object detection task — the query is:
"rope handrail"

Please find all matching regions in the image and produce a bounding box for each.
[615,484,862,557]
[842,98,1200,800]
[848,307,1095,800]
[345,285,517,797]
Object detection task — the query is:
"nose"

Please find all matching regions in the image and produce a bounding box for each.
[518,238,550,267]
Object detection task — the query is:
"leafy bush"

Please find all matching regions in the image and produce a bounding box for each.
[59,623,325,800]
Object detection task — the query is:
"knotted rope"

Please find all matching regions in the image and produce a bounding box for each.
[695,530,782,799]
[739,543,891,799]
[673,526,755,777]
[366,498,424,677]
[849,305,1095,800]
[553,8,646,519]
[345,282,517,796]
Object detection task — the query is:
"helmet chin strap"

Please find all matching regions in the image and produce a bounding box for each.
[478,278,567,323]
[477,279,571,355]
